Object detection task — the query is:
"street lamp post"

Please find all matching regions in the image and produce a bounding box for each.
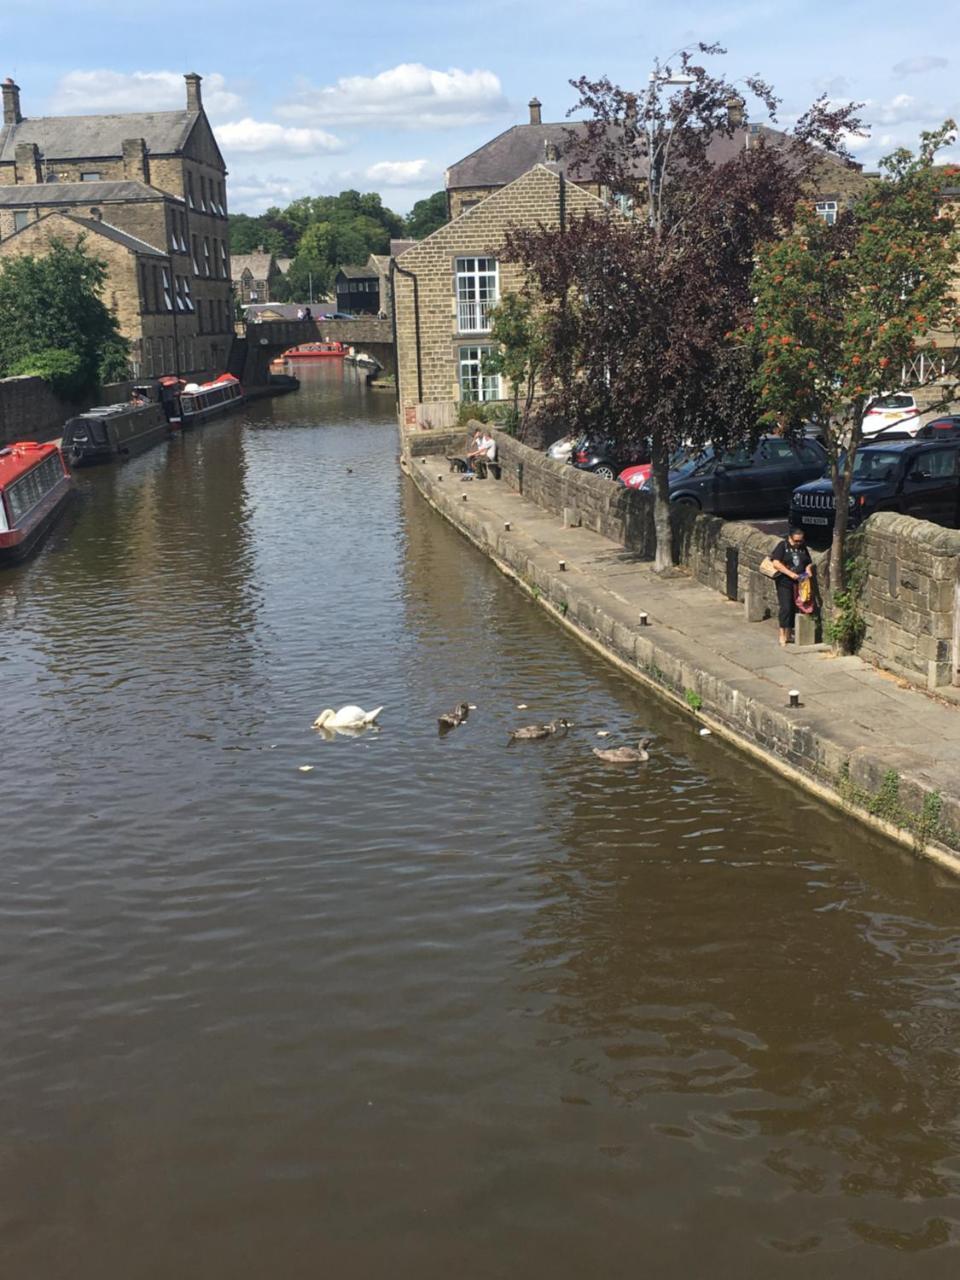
[644,68,695,229]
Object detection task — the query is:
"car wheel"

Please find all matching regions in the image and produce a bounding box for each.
[591,464,616,480]
[672,495,701,509]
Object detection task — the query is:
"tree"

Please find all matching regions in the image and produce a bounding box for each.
[405,191,448,240]
[740,125,960,612]
[483,292,548,436]
[506,46,861,570]
[0,237,129,398]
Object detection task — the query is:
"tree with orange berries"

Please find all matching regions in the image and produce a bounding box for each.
[740,124,960,610]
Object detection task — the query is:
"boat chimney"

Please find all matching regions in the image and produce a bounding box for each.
[528,96,542,126]
[3,77,22,125]
[185,72,202,112]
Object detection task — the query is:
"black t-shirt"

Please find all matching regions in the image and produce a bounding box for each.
[772,539,811,577]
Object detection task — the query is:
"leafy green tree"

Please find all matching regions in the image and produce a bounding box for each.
[483,292,547,436]
[405,191,448,239]
[740,124,960,610]
[0,237,129,399]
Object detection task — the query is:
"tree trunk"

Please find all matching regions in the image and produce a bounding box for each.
[651,438,673,572]
[827,419,860,652]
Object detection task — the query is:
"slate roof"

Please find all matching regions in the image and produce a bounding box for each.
[0,111,198,163]
[389,238,417,257]
[276,256,293,274]
[446,120,860,189]
[0,179,170,207]
[336,263,378,279]
[231,251,276,279]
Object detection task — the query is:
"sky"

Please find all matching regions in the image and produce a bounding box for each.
[1,0,958,216]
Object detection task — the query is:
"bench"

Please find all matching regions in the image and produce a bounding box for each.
[445,454,501,479]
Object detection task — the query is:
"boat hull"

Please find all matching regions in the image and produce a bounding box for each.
[62,404,170,466]
[0,474,74,565]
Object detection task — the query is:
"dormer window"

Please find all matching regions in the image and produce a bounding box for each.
[80,171,101,182]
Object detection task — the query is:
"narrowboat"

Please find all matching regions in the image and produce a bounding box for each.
[163,373,244,429]
[0,441,73,565]
[282,342,347,360]
[61,399,169,466]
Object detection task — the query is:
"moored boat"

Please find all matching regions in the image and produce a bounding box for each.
[163,373,245,429]
[0,441,73,565]
[282,342,347,359]
[61,400,169,466]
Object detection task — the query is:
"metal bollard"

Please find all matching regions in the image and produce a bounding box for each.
[638,612,649,626]
[788,689,801,708]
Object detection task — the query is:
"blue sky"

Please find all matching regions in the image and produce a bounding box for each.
[2,0,958,215]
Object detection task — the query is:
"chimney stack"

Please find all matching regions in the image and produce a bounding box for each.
[185,72,203,112]
[3,78,22,125]
[726,94,746,129]
[528,96,542,126]
[14,141,41,184]
[122,137,149,183]
[624,93,638,131]
[543,140,559,163]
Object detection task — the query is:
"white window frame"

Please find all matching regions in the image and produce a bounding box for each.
[815,200,838,226]
[456,256,498,333]
[183,277,194,312]
[220,241,228,277]
[203,238,211,277]
[458,345,501,403]
[161,266,173,311]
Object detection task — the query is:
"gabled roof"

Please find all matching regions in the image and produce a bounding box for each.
[231,251,276,278]
[0,179,170,207]
[0,111,199,163]
[4,209,167,256]
[446,120,862,190]
[368,253,390,274]
[336,263,378,280]
[276,256,293,273]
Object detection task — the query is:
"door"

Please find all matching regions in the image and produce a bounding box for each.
[901,447,960,526]
[710,445,762,516]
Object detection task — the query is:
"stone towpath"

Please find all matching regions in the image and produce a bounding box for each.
[409,455,960,860]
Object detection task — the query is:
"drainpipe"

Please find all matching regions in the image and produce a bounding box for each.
[391,257,423,407]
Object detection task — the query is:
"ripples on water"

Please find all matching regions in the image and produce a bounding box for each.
[2,365,960,1278]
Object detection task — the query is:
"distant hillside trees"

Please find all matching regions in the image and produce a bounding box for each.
[404,191,448,239]
[0,238,128,397]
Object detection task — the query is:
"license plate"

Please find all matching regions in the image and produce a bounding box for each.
[803,515,829,525]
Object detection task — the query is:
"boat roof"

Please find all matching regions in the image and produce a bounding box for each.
[0,440,60,487]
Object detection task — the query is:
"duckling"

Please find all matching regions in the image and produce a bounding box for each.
[438,702,470,733]
[508,717,571,743]
[592,737,651,764]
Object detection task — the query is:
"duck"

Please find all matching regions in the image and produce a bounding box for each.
[508,718,571,743]
[312,705,383,730]
[592,737,651,764]
[438,702,470,732]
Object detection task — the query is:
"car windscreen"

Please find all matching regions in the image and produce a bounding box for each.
[869,395,913,410]
[852,451,902,481]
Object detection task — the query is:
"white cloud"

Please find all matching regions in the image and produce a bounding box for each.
[48,70,242,119]
[215,118,343,156]
[227,173,299,213]
[893,55,948,77]
[364,159,437,185]
[277,63,508,129]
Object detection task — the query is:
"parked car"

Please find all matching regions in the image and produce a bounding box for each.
[790,438,960,536]
[570,435,651,480]
[916,415,960,441]
[618,462,653,489]
[862,393,921,438]
[546,435,577,461]
[625,437,827,518]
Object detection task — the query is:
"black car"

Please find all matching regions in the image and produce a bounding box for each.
[790,439,960,536]
[664,436,827,517]
[569,435,651,480]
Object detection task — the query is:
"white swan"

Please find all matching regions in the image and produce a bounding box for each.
[313,705,383,729]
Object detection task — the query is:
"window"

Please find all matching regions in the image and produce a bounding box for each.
[460,200,480,213]
[209,299,216,331]
[200,176,208,211]
[220,240,228,277]
[186,171,196,209]
[203,237,211,276]
[192,235,200,275]
[140,262,150,312]
[909,448,959,480]
[13,210,29,232]
[174,276,186,312]
[798,441,825,466]
[456,257,498,332]
[815,200,838,226]
[80,171,101,182]
[183,277,194,311]
[610,191,635,216]
[161,267,173,311]
[152,265,160,313]
[218,181,226,216]
[458,345,500,402]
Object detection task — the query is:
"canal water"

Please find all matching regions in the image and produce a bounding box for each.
[3,365,960,1278]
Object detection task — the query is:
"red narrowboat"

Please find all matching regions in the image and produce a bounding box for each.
[160,373,245,429]
[0,441,73,565]
[282,342,347,360]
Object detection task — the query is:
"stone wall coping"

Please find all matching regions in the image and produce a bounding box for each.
[864,509,960,554]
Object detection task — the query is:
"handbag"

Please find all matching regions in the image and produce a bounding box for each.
[795,573,815,614]
[758,555,779,579]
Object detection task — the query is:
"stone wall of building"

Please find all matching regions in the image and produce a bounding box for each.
[856,513,960,689]
[394,166,606,417]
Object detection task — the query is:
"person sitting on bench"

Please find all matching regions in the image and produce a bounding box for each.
[466,430,497,477]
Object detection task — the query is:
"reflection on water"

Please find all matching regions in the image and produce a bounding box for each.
[2,363,960,1279]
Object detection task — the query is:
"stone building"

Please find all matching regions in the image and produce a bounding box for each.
[393,164,605,423]
[0,73,233,379]
[232,247,284,305]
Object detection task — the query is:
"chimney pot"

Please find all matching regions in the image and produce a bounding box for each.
[185,72,203,112]
[2,77,22,126]
[528,96,542,126]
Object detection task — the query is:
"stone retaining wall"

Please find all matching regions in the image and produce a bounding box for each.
[857,513,960,689]
[0,375,75,445]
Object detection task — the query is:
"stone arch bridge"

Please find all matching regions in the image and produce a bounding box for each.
[234,317,395,385]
